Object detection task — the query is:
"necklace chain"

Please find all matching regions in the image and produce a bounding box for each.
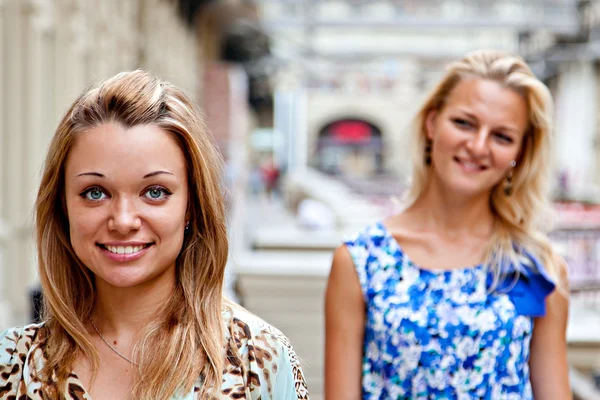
[91,319,138,366]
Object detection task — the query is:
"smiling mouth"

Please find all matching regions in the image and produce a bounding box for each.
[454,157,487,171]
[96,243,154,255]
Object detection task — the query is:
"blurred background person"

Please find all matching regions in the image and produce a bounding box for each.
[261,157,281,201]
[0,70,308,399]
[325,50,570,399]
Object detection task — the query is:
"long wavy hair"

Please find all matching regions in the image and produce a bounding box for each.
[35,70,229,398]
[405,50,564,289]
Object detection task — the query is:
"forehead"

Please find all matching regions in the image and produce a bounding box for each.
[65,122,186,177]
[443,78,529,127]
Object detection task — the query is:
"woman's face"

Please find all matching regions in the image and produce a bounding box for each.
[64,122,189,291]
[425,78,528,198]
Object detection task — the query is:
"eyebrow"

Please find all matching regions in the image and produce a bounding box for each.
[143,171,174,179]
[76,172,104,178]
[75,171,174,178]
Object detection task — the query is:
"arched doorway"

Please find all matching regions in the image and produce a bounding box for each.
[316,118,383,177]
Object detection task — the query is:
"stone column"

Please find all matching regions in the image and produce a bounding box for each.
[26,0,57,310]
[2,0,30,325]
[0,0,9,327]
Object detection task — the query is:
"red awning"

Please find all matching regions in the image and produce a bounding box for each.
[329,121,372,143]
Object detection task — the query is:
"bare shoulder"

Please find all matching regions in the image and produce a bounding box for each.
[554,254,570,291]
[331,245,354,269]
[536,252,570,325]
[529,255,571,398]
[329,245,363,290]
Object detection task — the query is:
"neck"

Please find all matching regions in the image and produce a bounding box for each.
[92,271,176,337]
[409,176,495,238]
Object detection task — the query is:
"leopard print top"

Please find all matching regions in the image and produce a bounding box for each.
[0,308,309,399]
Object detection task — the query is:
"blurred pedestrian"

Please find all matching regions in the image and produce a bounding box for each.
[325,50,570,399]
[261,157,281,200]
[0,70,309,400]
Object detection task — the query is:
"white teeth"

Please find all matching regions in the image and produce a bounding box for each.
[105,245,144,254]
[459,160,482,170]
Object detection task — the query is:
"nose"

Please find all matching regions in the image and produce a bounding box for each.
[466,128,491,158]
[108,197,142,234]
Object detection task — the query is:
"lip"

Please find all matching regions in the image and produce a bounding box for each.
[96,242,154,262]
[454,156,487,172]
[101,241,151,246]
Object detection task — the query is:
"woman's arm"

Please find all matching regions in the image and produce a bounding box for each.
[529,262,571,399]
[324,246,365,400]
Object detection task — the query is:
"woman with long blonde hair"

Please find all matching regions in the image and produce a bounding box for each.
[325,50,570,399]
[0,70,309,399]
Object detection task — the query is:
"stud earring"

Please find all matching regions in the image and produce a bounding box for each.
[184,221,190,233]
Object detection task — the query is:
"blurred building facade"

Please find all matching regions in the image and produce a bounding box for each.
[260,0,600,201]
[520,0,600,201]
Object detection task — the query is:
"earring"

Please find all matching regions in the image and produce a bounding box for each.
[184,221,190,233]
[504,161,516,196]
[424,140,432,166]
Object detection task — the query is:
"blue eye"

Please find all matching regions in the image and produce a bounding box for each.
[81,187,107,202]
[144,186,171,201]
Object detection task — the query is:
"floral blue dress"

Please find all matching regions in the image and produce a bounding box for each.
[344,221,556,400]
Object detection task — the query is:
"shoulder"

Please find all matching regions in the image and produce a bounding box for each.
[223,305,309,399]
[519,250,559,293]
[0,323,44,362]
[225,306,291,349]
[497,250,562,317]
[343,220,386,248]
[341,220,391,270]
[0,323,45,389]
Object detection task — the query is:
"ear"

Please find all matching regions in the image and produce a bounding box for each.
[425,110,437,141]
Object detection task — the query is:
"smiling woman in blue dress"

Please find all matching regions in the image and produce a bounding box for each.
[325,50,570,399]
[0,70,309,400]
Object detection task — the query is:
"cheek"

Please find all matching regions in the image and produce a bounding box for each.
[149,201,187,236]
[68,213,100,259]
[433,122,460,147]
[431,133,458,162]
[66,202,97,240]
[495,147,521,168]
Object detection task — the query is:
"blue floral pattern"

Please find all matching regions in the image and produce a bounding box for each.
[344,221,555,400]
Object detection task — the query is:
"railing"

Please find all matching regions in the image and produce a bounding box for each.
[549,227,600,398]
[550,227,600,306]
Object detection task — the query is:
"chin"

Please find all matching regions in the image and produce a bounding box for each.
[445,183,490,199]
[95,267,161,289]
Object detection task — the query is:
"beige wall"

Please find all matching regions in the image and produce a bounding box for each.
[306,89,421,178]
[0,0,199,326]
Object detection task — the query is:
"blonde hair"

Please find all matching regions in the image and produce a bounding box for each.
[405,50,564,288]
[35,70,229,398]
